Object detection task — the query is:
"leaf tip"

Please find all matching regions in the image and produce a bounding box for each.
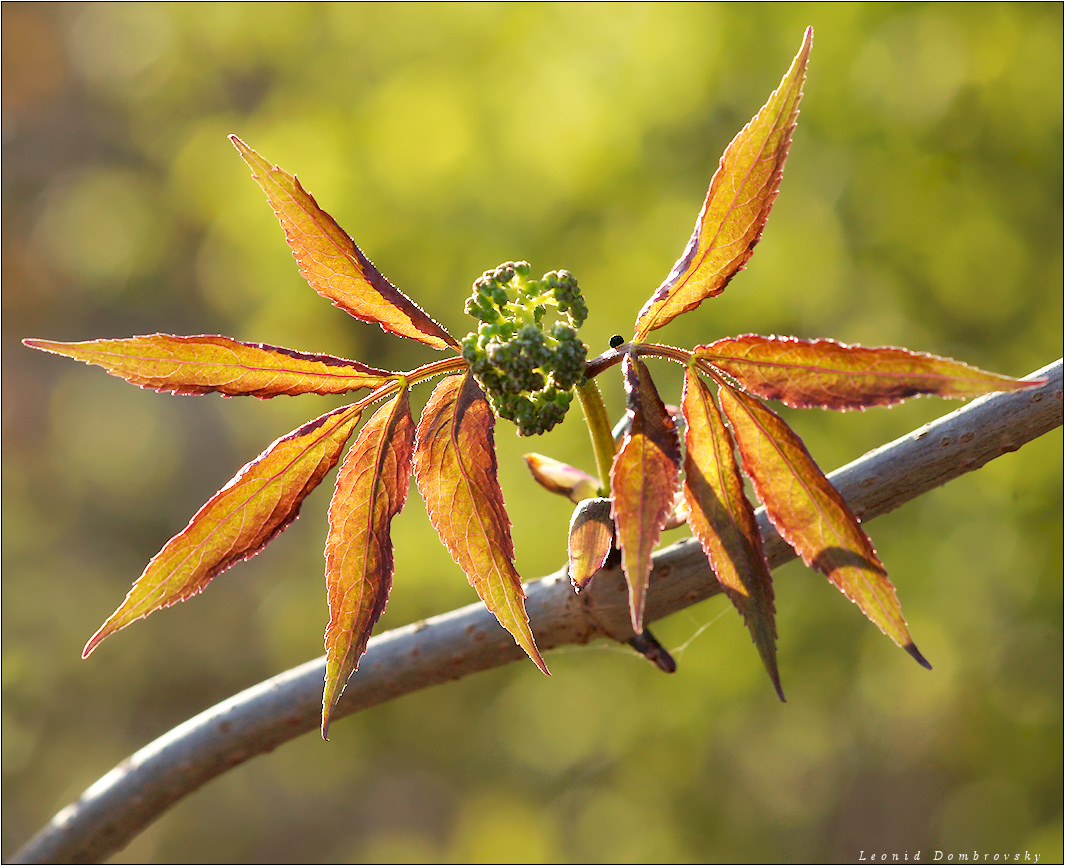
[906,642,933,670]
[529,646,551,676]
[23,337,70,357]
[82,627,108,659]
[626,630,677,673]
[322,674,348,740]
[515,623,550,675]
[760,648,786,702]
[629,604,645,637]
[229,135,264,172]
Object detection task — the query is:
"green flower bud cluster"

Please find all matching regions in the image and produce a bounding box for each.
[461,261,589,436]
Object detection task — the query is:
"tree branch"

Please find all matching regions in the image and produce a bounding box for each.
[13,360,1062,865]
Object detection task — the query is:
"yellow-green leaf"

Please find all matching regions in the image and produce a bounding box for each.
[718,383,929,667]
[567,497,615,590]
[322,389,415,738]
[633,27,812,340]
[696,335,1037,409]
[610,355,681,632]
[24,334,392,397]
[413,373,548,673]
[681,368,782,699]
[83,404,364,658]
[231,136,457,351]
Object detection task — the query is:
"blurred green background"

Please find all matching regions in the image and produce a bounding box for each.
[3,3,1061,862]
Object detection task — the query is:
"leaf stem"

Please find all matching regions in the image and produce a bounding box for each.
[575,378,616,495]
[631,342,695,367]
[585,343,628,378]
[353,355,469,413]
[400,355,470,386]
[629,342,733,388]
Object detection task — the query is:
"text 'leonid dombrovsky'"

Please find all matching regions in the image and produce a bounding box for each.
[858,852,1042,863]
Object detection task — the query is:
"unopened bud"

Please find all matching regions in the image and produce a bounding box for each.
[523,453,601,503]
[567,497,615,590]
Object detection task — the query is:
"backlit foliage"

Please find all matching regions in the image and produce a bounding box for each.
[25,28,1040,737]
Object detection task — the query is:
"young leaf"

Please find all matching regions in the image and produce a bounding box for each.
[524,453,602,504]
[230,136,457,351]
[696,335,1038,410]
[681,368,782,700]
[717,383,929,667]
[413,373,548,674]
[24,334,392,398]
[610,355,682,632]
[83,404,364,658]
[567,497,615,590]
[633,27,812,340]
[322,388,415,738]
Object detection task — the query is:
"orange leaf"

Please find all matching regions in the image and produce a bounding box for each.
[633,27,812,340]
[718,383,929,667]
[322,389,415,737]
[567,497,615,590]
[610,355,681,632]
[413,373,548,673]
[24,334,391,398]
[524,453,602,504]
[83,404,364,657]
[697,335,1037,409]
[681,369,782,699]
[230,136,457,351]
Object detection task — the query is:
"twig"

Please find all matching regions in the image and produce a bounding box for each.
[12,360,1062,865]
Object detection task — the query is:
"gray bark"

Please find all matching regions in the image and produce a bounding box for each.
[12,359,1062,864]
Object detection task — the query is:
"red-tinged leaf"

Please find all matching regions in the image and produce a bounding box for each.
[696,335,1038,410]
[718,383,930,667]
[524,453,602,504]
[322,389,415,738]
[567,497,614,590]
[681,368,782,700]
[610,355,682,632]
[413,373,548,674]
[633,27,812,340]
[24,334,392,398]
[83,404,364,658]
[230,136,457,351]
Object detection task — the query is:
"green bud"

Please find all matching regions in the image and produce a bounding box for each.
[462,260,590,436]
